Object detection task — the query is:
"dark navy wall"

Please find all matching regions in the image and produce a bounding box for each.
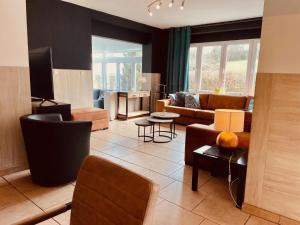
[26,0,165,73]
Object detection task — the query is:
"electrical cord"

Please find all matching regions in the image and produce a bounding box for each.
[228,154,241,208]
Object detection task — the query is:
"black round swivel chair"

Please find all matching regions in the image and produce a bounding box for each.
[20,114,92,186]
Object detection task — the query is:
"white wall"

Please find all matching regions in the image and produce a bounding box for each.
[0,0,29,67]
[258,0,300,74]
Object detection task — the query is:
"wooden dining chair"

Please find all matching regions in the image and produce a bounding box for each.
[15,155,159,225]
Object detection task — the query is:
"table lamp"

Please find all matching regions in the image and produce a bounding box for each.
[214,109,245,151]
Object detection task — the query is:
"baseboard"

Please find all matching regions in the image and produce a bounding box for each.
[243,203,300,225]
[0,165,28,177]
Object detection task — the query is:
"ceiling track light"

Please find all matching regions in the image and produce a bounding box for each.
[168,0,174,8]
[147,0,186,16]
[180,0,185,10]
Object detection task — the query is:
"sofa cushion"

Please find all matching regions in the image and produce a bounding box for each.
[194,109,215,121]
[185,94,200,109]
[199,94,209,109]
[175,92,186,107]
[207,94,247,110]
[165,105,196,117]
[169,94,176,106]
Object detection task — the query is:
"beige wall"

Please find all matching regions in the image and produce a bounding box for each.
[0,1,29,67]
[245,0,300,222]
[53,69,93,109]
[0,0,31,175]
[258,0,300,74]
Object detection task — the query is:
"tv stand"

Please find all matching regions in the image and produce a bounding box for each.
[39,99,58,106]
[32,100,71,121]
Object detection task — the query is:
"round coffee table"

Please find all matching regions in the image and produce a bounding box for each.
[150,112,179,138]
[151,112,180,120]
[135,119,153,142]
[147,117,174,143]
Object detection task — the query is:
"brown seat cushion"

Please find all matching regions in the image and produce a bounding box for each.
[194,109,215,121]
[207,94,247,110]
[165,105,196,117]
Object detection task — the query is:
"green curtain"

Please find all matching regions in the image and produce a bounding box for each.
[166,26,191,94]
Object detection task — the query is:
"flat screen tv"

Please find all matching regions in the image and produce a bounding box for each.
[29,47,55,101]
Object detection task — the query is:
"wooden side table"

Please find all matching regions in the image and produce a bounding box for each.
[192,145,247,209]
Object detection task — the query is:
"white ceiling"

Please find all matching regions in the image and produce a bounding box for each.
[63,0,265,29]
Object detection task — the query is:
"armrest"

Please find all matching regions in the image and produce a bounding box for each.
[14,202,72,225]
[155,99,171,112]
[185,124,219,165]
[184,124,250,165]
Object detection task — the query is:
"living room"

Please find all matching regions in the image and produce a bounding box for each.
[1,0,300,225]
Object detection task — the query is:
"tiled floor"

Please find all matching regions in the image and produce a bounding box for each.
[0,119,279,225]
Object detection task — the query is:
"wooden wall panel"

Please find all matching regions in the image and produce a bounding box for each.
[0,66,31,175]
[245,73,300,221]
[53,69,93,109]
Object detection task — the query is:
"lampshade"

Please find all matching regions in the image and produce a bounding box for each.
[214,109,245,133]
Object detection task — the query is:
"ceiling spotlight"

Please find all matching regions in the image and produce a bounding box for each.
[168,0,174,7]
[156,1,162,10]
[180,0,185,10]
[148,8,153,16]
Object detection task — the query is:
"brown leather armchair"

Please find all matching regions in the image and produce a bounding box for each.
[185,112,252,170]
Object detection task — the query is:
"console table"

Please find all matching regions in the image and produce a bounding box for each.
[117,91,151,120]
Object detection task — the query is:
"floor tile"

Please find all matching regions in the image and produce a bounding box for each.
[198,177,230,199]
[0,185,43,225]
[160,181,206,210]
[26,185,74,211]
[123,152,182,176]
[200,219,220,225]
[100,145,136,158]
[246,216,277,225]
[143,170,175,189]
[90,151,122,164]
[135,144,184,163]
[158,140,186,153]
[193,194,249,225]
[38,219,59,225]
[5,170,74,210]
[90,137,117,151]
[0,177,8,187]
[4,170,35,193]
[153,200,204,225]
[119,161,150,175]
[169,166,212,187]
[113,138,144,149]
[53,210,71,225]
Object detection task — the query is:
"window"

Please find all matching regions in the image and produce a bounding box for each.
[200,45,222,92]
[188,39,260,95]
[92,36,143,91]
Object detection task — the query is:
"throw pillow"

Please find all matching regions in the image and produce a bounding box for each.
[248,99,254,110]
[185,94,200,109]
[169,94,176,106]
[175,92,186,107]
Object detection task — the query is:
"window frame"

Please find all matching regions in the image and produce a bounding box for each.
[93,56,142,91]
[190,39,260,96]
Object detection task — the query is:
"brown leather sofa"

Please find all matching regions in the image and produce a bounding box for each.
[156,94,253,125]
